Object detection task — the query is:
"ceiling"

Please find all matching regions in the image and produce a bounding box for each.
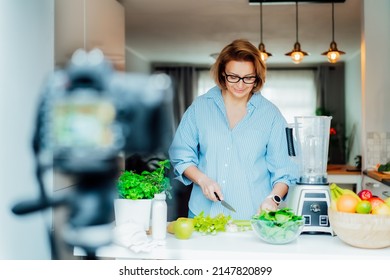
[121,0,362,67]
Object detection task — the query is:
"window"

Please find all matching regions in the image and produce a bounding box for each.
[262,69,317,124]
[197,70,214,96]
[197,69,317,124]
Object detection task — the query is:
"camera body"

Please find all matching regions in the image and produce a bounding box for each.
[35,49,173,176]
[14,49,174,257]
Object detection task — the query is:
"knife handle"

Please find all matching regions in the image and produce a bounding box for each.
[214,192,221,201]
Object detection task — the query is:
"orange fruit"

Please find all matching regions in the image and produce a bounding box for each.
[336,194,359,213]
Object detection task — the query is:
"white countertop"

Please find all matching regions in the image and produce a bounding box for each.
[74,230,390,260]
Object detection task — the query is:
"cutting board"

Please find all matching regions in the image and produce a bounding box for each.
[366,170,390,181]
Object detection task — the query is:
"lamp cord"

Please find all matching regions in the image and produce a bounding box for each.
[295,1,299,43]
[332,1,335,42]
[259,2,263,43]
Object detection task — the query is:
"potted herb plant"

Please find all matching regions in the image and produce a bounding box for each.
[117,159,171,200]
[114,158,172,230]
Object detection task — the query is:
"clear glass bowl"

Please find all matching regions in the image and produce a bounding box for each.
[250,218,304,245]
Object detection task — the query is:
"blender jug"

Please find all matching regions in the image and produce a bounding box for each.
[294,116,332,185]
[286,116,334,235]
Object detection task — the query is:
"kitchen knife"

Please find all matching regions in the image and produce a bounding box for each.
[214,192,236,212]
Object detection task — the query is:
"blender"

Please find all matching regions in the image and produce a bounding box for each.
[286,116,333,235]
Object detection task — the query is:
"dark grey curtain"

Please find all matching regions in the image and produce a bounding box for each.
[153,66,198,129]
[152,65,199,220]
[315,66,329,113]
[315,64,346,164]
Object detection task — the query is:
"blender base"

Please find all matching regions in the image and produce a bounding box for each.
[286,184,334,235]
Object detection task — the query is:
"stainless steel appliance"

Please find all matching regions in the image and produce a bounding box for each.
[362,175,390,199]
[286,116,333,235]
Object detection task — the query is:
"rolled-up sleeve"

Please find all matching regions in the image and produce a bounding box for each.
[266,114,299,188]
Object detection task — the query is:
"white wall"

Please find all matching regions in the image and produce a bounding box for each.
[361,0,390,168]
[345,51,362,165]
[363,0,390,132]
[0,0,54,259]
[125,46,151,73]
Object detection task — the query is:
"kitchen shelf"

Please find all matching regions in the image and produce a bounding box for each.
[327,164,362,192]
[363,170,390,187]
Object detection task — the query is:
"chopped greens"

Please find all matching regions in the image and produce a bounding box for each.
[193,211,231,235]
[226,220,252,232]
[253,208,303,223]
[251,208,303,244]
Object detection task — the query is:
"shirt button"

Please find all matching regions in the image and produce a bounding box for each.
[227,147,230,150]
[222,180,226,184]
[224,163,228,167]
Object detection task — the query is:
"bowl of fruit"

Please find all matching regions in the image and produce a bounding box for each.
[329,184,390,249]
[250,208,304,245]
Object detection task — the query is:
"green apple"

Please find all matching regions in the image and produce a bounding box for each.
[356,200,372,214]
[174,218,194,239]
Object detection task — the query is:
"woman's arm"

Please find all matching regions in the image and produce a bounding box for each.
[183,166,223,202]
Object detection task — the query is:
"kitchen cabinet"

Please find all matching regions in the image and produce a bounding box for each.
[362,172,390,199]
[55,0,125,70]
[74,230,390,260]
[327,164,362,192]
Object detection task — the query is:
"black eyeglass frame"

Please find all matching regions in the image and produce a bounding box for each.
[223,72,259,84]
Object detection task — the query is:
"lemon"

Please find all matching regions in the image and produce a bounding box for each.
[355,200,372,214]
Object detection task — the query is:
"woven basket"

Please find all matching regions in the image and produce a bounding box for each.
[328,208,390,249]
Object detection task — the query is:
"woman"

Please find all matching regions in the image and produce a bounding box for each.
[169,39,298,219]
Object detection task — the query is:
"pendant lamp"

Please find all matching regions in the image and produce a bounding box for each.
[258,2,272,62]
[285,1,308,64]
[321,2,345,63]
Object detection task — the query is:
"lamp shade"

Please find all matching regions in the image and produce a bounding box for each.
[322,41,346,63]
[285,42,309,64]
[258,42,272,62]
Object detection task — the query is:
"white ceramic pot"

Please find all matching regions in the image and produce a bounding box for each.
[114,198,152,231]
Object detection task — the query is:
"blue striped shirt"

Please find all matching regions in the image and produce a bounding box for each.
[169,86,299,220]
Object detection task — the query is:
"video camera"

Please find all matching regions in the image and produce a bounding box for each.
[12,49,173,259]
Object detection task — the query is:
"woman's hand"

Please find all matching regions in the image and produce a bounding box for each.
[197,175,223,202]
[258,197,278,213]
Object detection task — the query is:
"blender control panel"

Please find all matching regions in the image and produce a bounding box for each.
[299,191,330,227]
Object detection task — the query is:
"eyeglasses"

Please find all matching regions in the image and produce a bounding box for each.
[224,72,258,84]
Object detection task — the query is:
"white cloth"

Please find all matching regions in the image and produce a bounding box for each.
[113,222,165,253]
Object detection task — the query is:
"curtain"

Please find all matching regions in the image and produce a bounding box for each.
[315,64,346,164]
[152,65,199,220]
[315,66,328,113]
[153,66,198,129]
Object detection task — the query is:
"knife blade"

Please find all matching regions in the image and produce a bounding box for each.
[214,192,236,212]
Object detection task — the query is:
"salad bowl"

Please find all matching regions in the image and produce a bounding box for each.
[250,208,304,245]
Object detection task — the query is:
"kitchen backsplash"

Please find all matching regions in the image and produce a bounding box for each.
[366,132,390,167]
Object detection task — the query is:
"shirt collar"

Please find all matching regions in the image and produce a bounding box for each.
[206,86,264,109]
